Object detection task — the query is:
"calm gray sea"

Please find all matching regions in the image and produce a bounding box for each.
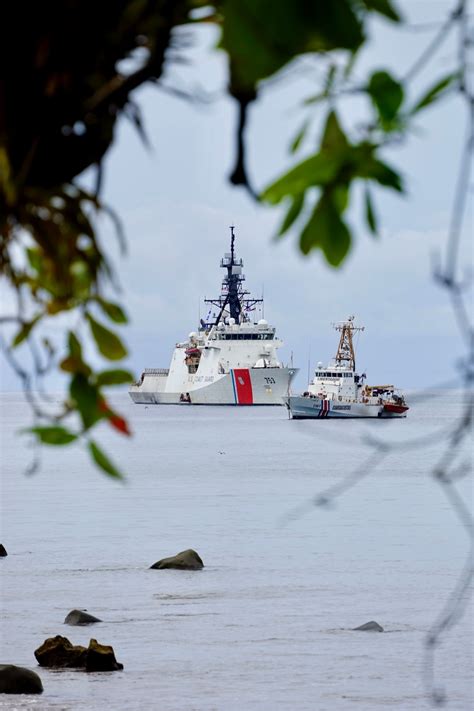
[0,392,472,710]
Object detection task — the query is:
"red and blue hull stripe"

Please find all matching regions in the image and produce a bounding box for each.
[318,399,330,417]
[231,369,254,405]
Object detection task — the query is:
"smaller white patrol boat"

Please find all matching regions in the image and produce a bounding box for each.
[286,316,408,419]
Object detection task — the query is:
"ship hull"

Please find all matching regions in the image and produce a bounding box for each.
[129,367,297,406]
[286,396,408,419]
[382,402,409,415]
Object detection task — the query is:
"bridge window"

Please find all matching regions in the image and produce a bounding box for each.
[218,333,274,341]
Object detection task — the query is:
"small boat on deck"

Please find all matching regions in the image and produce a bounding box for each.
[286,316,408,419]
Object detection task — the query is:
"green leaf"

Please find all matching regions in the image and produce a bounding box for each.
[365,186,378,236]
[290,119,309,153]
[87,314,127,361]
[88,440,123,479]
[367,70,404,124]
[361,0,401,22]
[70,373,100,429]
[61,332,91,375]
[68,331,82,359]
[332,185,349,213]
[96,298,128,324]
[96,369,134,386]
[410,73,458,114]
[221,0,364,92]
[277,194,306,236]
[359,156,404,192]
[299,192,351,266]
[60,355,91,376]
[26,248,42,272]
[27,426,77,445]
[320,110,350,152]
[262,111,351,205]
[261,152,341,204]
[11,315,41,348]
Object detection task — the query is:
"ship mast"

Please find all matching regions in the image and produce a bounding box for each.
[227,225,242,322]
[202,226,263,328]
[333,316,364,371]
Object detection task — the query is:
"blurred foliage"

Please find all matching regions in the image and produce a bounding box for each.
[0,0,465,476]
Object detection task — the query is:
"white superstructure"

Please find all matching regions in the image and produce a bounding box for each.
[129,227,298,405]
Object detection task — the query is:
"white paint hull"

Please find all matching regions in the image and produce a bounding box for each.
[286,396,407,419]
[129,367,297,406]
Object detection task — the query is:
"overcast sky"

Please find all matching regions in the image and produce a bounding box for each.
[1,1,472,391]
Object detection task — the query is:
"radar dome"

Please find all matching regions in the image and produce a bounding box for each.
[258,319,268,327]
[188,332,197,340]
[317,361,323,368]
[229,317,236,326]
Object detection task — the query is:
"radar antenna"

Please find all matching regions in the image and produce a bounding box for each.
[332,315,364,371]
[202,226,263,329]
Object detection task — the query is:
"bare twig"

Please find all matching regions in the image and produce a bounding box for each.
[403,1,462,82]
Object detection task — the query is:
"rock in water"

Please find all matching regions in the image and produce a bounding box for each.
[34,636,123,672]
[150,549,204,570]
[0,665,43,694]
[0,544,7,557]
[64,609,102,626]
[353,621,384,632]
[34,636,87,668]
[85,639,123,672]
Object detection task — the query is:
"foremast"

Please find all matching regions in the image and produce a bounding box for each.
[202,226,263,329]
[332,316,364,371]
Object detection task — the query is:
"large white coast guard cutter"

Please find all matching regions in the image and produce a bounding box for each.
[286,316,408,419]
[129,227,298,405]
